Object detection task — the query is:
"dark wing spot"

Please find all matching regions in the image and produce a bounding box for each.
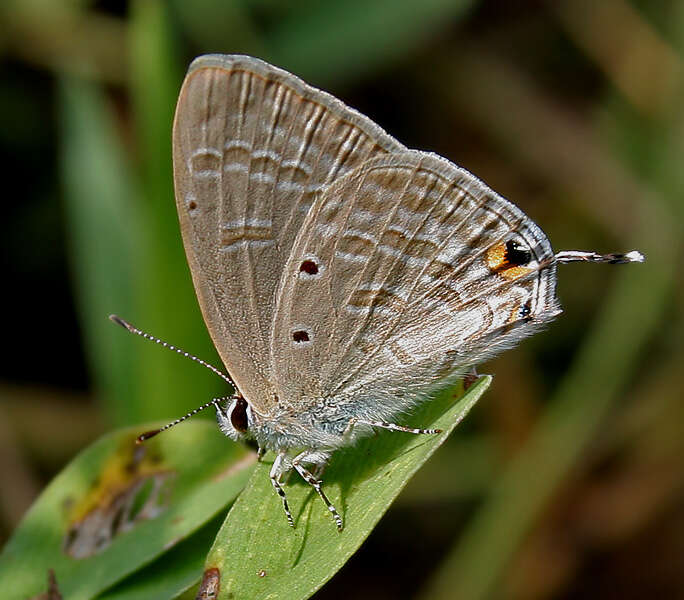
[230,397,249,433]
[300,260,319,275]
[188,200,197,210]
[505,240,532,266]
[519,299,533,320]
[292,330,310,343]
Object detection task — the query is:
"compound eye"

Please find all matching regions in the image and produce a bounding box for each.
[230,397,249,433]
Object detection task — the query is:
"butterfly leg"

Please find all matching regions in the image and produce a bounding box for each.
[292,450,343,531]
[292,449,331,480]
[270,451,294,527]
[344,417,442,438]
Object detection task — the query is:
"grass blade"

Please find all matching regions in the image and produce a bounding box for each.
[0,422,255,600]
[208,377,490,600]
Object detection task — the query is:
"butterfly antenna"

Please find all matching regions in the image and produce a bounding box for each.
[109,314,238,390]
[137,396,234,443]
[554,249,645,264]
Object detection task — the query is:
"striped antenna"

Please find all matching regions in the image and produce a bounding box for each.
[554,250,645,264]
[136,396,234,442]
[109,314,237,390]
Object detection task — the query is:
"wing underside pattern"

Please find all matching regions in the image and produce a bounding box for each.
[273,152,558,412]
[173,55,405,407]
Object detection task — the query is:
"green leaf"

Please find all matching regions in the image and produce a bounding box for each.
[60,12,224,428]
[128,0,224,423]
[0,421,255,600]
[96,512,225,600]
[59,75,144,426]
[207,376,490,600]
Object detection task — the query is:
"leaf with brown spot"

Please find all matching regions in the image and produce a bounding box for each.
[0,422,255,600]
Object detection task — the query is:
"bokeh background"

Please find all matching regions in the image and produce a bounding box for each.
[1,1,682,598]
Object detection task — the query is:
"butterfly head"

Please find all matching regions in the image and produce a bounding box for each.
[216,395,253,442]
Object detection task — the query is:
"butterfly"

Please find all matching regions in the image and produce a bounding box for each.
[113,54,643,530]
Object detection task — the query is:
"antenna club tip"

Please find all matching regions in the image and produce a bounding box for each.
[554,249,646,265]
[137,430,160,443]
[625,250,645,263]
[109,314,130,329]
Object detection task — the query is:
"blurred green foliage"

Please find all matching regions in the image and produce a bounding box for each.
[0,0,682,598]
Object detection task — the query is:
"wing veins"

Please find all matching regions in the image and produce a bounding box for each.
[326,162,453,394]
[241,71,269,366]
[328,160,440,379]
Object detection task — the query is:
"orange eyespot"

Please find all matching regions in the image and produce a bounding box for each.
[486,242,507,269]
[486,241,533,280]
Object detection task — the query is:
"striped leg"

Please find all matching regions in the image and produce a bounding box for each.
[292,450,343,531]
[344,417,442,437]
[269,452,294,528]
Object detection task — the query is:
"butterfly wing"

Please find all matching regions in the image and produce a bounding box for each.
[173,55,405,410]
[271,151,560,420]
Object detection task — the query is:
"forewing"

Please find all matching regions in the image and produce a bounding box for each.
[271,151,560,410]
[173,55,405,408]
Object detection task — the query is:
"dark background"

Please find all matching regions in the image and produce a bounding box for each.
[1,1,682,598]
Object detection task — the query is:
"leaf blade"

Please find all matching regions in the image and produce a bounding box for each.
[208,377,490,600]
[0,421,255,600]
